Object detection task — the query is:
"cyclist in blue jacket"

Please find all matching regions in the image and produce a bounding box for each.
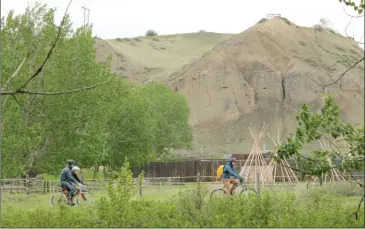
[222,157,244,195]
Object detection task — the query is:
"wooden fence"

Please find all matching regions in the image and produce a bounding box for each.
[2,173,363,195]
[131,158,300,181]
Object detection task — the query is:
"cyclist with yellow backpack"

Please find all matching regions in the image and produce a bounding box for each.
[216,157,244,195]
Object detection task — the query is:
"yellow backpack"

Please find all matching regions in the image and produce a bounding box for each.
[216,165,225,181]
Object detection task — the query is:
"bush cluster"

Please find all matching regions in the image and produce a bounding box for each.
[2,163,364,228]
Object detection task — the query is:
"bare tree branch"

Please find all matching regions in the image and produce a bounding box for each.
[18,0,73,90]
[344,12,365,44]
[1,0,116,98]
[340,173,364,186]
[308,14,365,90]
[345,18,353,38]
[277,148,352,177]
[350,194,365,220]
[342,172,365,187]
[308,57,364,88]
[314,30,349,61]
[11,95,45,117]
[343,5,365,18]
[2,56,28,91]
[1,78,114,96]
[274,158,309,174]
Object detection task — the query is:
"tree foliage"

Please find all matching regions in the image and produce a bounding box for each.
[106,83,192,168]
[275,94,364,176]
[1,3,192,178]
[275,94,364,219]
[339,0,365,14]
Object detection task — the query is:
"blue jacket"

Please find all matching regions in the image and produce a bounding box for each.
[60,166,79,183]
[222,161,241,179]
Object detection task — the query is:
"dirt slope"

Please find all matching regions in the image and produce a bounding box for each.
[94,32,233,82]
[167,17,364,154]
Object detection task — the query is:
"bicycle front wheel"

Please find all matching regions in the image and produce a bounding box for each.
[76,191,95,207]
[210,189,226,201]
[49,192,68,207]
[239,187,257,198]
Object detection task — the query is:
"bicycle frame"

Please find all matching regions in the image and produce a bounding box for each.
[220,181,249,194]
[210,179,257,201]
[61,185,87,201]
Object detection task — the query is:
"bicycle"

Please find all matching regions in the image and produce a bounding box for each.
[210,179,257,201]
[49,184,95,207]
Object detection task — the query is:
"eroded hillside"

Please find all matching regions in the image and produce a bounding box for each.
[166,17,364,154]
[94,18,364,156]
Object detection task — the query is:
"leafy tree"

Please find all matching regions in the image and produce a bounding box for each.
[106,83,192,169]
[275,94,364,219]
[0,4,70,177]
[1,2,193,178]
[275,94,364,176]
[106,85,158,168]
[141,83,192,157]
[1,3,120,176]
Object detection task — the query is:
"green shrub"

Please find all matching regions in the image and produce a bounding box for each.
[322,182,364,197]
[145,29,158,36]
[2,189,364,228]
[2,165,364,228]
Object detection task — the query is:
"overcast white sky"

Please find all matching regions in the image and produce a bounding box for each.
[2,0,364,46]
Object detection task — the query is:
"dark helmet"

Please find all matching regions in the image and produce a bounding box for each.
[67,160,76,166]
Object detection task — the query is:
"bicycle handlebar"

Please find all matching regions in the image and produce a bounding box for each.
[77,184,87,191]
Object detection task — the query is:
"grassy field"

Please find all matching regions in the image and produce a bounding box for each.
[1,181,363,227]
[1,181,362,207]
[1,184,186,208]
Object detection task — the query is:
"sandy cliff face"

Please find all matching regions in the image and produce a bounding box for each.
[167,18,364,153]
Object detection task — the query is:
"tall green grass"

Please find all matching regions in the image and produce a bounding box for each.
[3,162,364,228]
[2,184,363,228]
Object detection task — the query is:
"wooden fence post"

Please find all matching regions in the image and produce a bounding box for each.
[52,180,56,192]
[25,175,30,195]
[139,184,142,198]
[197,173,201,185]
[256,173,260,195]
[319,174,323,186]
[137,170,144,199]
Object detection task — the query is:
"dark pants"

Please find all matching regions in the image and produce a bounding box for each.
[60,181,75,200]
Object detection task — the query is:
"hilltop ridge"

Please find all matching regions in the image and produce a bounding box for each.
[94,17,364,156]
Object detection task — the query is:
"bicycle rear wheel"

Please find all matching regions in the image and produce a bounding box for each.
[239,187,257,198]
[210,189,226,201]
[76,191,95,207]
[49,192,68,207]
